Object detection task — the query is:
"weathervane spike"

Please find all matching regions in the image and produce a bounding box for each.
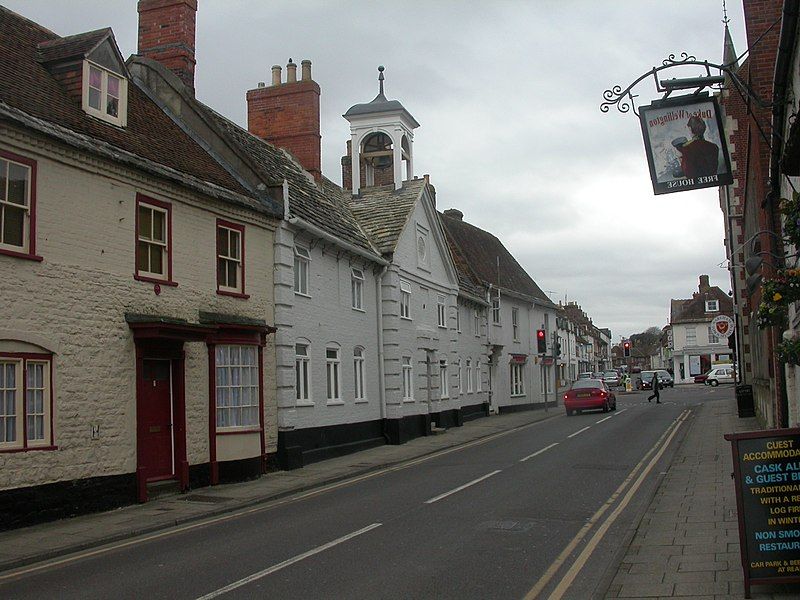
[722,0,729,25]
[378,65,385,96]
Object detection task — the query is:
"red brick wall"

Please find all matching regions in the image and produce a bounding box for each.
[137,0,197,92]
[247,81,321,180]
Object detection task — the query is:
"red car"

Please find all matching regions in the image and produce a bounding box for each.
[564,379,617,416]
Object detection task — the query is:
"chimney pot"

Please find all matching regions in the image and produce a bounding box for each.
[286,59,297,83]
[443,208,463,221]
[271,65,282,86]
[257,82,265,88]
[301,59,312,81]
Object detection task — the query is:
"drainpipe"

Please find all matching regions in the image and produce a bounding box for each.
[375,265,388,423]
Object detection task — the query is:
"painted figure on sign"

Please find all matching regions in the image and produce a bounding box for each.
[671,115,719,178]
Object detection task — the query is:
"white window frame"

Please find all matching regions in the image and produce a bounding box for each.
[492,293,501,325]
[439,358,449,399]
[0,154,33,255]
[217,222,243,294]
[354,347,366,402]
[400,280,412,320]
[437,294,447,328]
[705,300,719,312]
[686,326,697,347]
[474,308,480,337]
[466,358,473,393]
[476,360,482,392]
[455,305,461,333]
[326,347,342,404]
[512,307,519,341]
[294,245,310,296]
[136,200,168,280]
[708,326,720,345]
[402,356,414,401]
[82,60,127,127]
[0,356,52,450]
[456,358,462,395]
[351,268,364,311]
[510,362,525,397]
[215,345,260,431]
[295,343,312,405]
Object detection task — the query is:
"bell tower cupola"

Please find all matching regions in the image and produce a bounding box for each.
[342,66,419,195]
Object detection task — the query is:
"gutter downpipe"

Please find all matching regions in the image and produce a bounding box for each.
[376,265,389,425]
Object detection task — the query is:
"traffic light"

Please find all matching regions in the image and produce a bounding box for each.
[536,329,547,354]
[623,340,631,358]
[555,342,561,357]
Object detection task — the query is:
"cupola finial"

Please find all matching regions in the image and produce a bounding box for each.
[722,0,729,25]
[378,65,385,96]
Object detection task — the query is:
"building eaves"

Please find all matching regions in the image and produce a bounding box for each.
[349,179,425,255]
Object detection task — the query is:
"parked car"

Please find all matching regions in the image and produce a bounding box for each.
[705,365,736,386]
[578,372,594,380]
[602,370,620,387]
[694,372,710,384]
[563,379,617,416]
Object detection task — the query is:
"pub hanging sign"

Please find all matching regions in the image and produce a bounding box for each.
[639,93,733,195]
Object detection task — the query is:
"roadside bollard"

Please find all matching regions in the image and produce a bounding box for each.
[626,379,632,392]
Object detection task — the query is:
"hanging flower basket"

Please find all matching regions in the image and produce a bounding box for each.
[777,336,800,366]
[762,269,800,305]
[756,301,787,329]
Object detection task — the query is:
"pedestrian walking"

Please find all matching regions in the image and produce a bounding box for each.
[647,372,661,403]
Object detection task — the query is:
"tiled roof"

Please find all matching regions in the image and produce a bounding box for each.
[0,6,246,198]
[438,213,486,301]
[440,211,553,306]
[37,28,111,63]
[349,179,426,255]
[200,107,379,254]
[670,287,733,324]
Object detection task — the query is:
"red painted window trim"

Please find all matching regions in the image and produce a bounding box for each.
[0,149,41,261]
[134,193,175,286]
[216,218,249,298]
[0,351,55,453]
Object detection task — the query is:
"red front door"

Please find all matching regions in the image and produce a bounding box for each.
[139,359,174,479]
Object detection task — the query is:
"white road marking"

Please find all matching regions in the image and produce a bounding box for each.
[596,415,613,424]
[615,408,628,414]
[424,470,502,504]
[567,426,591,438]
[523,410,690,600]
[520,442,559,462]
[194,523,382,600]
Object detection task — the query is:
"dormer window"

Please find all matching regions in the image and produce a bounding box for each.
[705,300,719,312]
[82,61,127,126]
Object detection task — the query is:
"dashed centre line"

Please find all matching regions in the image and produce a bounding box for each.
[596,415,613,424]
[567,426,591,438]
[424,470,502,504]
[520,442,559,462]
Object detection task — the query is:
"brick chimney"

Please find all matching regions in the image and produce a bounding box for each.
[699,274,710,293]
[247,59,321,181]
[137,0,197,93]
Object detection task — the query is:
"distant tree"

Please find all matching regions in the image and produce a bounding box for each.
[630,327,663,357]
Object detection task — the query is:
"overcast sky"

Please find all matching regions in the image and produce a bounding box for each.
[5,0,748,340]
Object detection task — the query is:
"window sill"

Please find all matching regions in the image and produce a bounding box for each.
[352,307,366,313]
[217,427,261,435]
[354,399,369,404]
[294,291,311,298]
[217,289,251,299]
[510,394,526,398]
[0,445,57,453]
[0,248,43,262]
[296,400,314,407]
[135,274,178,287]
[400,316,412,321]
[403,397,415,403]
[437,325,447,329]
[326,399,345,406]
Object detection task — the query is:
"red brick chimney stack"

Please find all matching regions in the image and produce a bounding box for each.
[246,59,322,181]
[137,0,198,94]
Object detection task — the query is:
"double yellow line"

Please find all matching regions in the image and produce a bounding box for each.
[523,409,691,600]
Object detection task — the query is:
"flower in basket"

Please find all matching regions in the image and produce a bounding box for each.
[780,190,800,245]
[762,269,800,304]
[776,334,800,366]
[756,301,788,328]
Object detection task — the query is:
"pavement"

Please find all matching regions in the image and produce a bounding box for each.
[0,390,797,599]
